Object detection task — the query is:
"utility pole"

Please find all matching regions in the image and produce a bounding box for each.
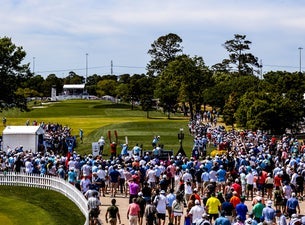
[299,47,303,73]
[85,53,88,84]
[33,57,35,74]
[111,60,113,75]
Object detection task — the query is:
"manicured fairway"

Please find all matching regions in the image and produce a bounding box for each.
[0,100,201,156]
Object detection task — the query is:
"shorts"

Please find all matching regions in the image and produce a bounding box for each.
[157,213,166,220]
[247,184,253,190]
[196,182,202,188]
[100,180,106,188]
[173,212,183,217]
[89,208,100,218]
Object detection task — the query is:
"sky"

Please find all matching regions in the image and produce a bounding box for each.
[1,0,305,78]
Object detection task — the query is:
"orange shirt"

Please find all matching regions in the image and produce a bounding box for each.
[230,195,241,208]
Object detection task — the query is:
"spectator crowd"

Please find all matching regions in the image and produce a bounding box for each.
[2,115,305,225]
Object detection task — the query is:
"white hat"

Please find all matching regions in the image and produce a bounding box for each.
[160,190,166,194]
[267,200,272,206]
[195,200,200,205]
[138,192,143,196]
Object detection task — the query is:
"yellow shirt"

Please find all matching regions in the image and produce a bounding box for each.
[206,196,221,214]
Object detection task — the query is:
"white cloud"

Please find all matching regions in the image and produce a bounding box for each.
[1,0,305,76]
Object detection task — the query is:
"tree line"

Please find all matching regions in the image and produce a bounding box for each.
[0,34,304,134]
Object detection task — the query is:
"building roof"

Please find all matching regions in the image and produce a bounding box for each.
[3,126,45,135]
[63,84,85,89]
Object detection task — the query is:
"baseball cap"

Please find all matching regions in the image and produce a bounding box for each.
[267,200,272,206]
[160,190,166,194]
[195,200,200,205]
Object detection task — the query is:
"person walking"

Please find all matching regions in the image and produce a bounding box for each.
[153,190,168,225]
[188,200,205,225]
[88,192,102,225]
[127,198,141,225]
[235,196,248,223]
[144,199,157,225]
[286,192,301,218]
[205,192,221,222]
[262,200,276,225]
[105,199,121,225]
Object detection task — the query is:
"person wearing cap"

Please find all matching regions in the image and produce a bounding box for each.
[159,174,169,191]
[88,192,101,225]
[166,189,176,224]
[110,141,117,159]
[233,215,244,225]
[252,196,264,223]
[189,199,205,225]
[67,167,77,185]
[214,210,231,225]
[195,213,210,225]
[153,190,168,225]
[262,200,276,225]
[136,192,146,225]
[286,192,300,218]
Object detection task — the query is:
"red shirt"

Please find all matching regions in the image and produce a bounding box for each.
[231,183,242,196]
[274,175,282,187]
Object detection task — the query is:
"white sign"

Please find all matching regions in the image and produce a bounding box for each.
[92,142,100,157]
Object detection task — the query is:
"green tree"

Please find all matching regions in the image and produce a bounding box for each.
[0,37,32,111]
[96,79,117,97]
[64,71,84,84]
[219,34,260,76]
[41,74,64,97]
[147,33,183,76]
[23,75,45,96]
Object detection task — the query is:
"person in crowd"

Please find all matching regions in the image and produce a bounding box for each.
[153,190,168,225]
[286,192,301,218]
[136,192,146,225]
[88,192,101,225]
[205,192,221,222]
[172,193,184,225]
[166,188,176,224]
[188,199,205,225]
[235,196,248,222]
[127,198,140,225]
[144,199,157,225]
[214,210,231,225]
[105,199,121,225]
[262,200,276,225]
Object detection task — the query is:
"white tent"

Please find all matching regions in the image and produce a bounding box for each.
[2,126,45,153]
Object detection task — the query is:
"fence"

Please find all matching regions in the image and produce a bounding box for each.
[0,172,89,225]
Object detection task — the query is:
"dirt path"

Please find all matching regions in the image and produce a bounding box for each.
[98,193,305,225]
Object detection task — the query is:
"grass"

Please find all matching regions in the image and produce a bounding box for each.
[0,99,214,156]
[0,186,85,225]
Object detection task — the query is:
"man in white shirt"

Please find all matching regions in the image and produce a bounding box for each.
[146,166,157,188]
[189,200,205,225]
[154,190,168,225]
[245,170,254,200]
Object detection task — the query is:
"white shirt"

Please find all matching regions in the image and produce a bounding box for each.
[154,194,168,214]
[147,169,156,182]
[182,172,192,182]
[246,173,254,185]
[189,205,205,223]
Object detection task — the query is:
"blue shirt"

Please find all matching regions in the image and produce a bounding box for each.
[214,216,231,225]
[235,202,248,221]
[216,168,227,182]
[262,206,275,222]
[286,197,299,210]
[166,193,176,207]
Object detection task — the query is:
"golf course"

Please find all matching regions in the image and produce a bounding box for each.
[0,99,197,156]
[0,99,208,225]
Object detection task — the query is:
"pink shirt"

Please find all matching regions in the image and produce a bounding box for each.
[128,203,140,216]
